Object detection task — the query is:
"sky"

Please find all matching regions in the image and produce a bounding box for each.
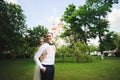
[5,0,85,29]
[4,0,120,45]
[5,0,120,32]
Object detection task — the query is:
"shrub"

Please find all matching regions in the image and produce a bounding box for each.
[79,54,94,62]
[114,51,120,57]
[71,40,93,62]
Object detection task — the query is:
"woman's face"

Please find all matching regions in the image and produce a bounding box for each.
[40,39,44,45]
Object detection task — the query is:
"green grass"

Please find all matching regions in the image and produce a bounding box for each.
[0,59,35,80]
[0,57,120,80]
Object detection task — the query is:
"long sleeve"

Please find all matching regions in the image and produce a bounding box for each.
[34,44,48,69]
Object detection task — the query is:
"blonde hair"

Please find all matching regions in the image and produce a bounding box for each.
[40,37,46,41]
[46,32,53,37]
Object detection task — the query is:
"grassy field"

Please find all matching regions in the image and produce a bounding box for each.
[0,57,120,80]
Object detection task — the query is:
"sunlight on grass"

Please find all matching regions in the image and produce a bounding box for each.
[0,57,120,80]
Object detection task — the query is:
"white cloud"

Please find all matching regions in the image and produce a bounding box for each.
[108,8,120,32]
[4,0,18,4]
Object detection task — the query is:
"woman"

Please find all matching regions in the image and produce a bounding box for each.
[34,37,46,80]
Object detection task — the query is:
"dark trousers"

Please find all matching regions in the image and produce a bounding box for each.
[41,65,54,80]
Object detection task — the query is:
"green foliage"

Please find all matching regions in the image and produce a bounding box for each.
[71,40,93,62]
[113,33,120,51]
[85,0,118,54]
[0,0,119,59]
[56,45,70,62]
[62,4,87,44]
[0,0,27,58]
[63,4,76,23]
[62,0,119,55]
[99,32,120,53]
[0,1,48,59]
[56,41,93,62]
[25,25,48,47]
[72,40,88,54]
[102,32,116,51]
[88,44,98,52]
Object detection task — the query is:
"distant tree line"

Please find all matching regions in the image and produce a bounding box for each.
[0,0,48,59]
[0,0,120,60]
[61,0,120,59]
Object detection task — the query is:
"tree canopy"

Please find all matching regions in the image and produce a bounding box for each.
[0,0,48,58]
[62,0,119,54]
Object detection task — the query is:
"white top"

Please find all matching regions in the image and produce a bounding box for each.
[34,43,56,69]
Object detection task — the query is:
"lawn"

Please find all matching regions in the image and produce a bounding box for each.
[0,57,120,80]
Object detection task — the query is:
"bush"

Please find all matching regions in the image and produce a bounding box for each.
[114,51,120,57]
[71,40,93,62]
[79,54,94,62]
[104,52,108,56]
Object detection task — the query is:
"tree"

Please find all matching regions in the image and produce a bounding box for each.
[113,33,120,57]
[0,0,27,58]
[18,25,48,58]
[113,32,120,51]
[88,44,98,53]
[26,25,48,47]
[62,3,100,45]
[102,31,116,51]
[61,4,78,46]
[86,0,118,59]
[71,40,88,62]
[62,4,91,45]
[62,0,118,60]
[56,45,69,62]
